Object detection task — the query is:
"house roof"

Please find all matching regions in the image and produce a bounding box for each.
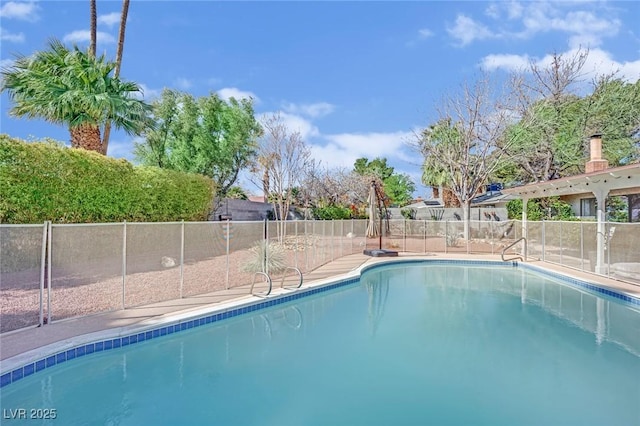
[501,163,640,198]
[471,191,517,206]
[404,200,443,209]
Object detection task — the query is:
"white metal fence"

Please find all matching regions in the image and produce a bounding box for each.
[1,219,638,334]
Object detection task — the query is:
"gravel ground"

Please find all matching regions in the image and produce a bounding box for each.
[0,237,357,333]
[0,236,507,333]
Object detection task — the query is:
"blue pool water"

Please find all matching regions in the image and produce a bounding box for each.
[1,263,639,425]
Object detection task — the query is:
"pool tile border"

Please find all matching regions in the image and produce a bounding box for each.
[2,259,638,389]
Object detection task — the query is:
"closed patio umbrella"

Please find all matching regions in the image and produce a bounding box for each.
[366,182,379,238]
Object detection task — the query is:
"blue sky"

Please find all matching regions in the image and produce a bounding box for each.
[1,1,639,197]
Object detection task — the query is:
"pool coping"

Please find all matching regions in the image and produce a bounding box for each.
[2,256,639,388]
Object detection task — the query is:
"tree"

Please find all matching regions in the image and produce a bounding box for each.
[226,186,248,200]
[89,0,97,57]
[101,0,131,155]
[1,39,151,153]
[353,157,415,206]
[496,49,640,184]
[134,89,262,204]
[255,113,313,241]
[382,173,415,207]
[498,50,589,183]
[354,157,393,180]
[419,75,522,240]
[300,165,369,209]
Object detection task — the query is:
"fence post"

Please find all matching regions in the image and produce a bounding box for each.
[423,219,427,253]
[331,220,335,261]
[180,220,184,298]
[606,222,611,277]
[559,221,563,266]
[403,218,407,252]
[265,219,269,275]
[351,219,354,254]
[122,221,127,309]
[542,221,546,262]
[47,222,52,324]
[39,221,48,327]
[466,221,470,255]
[490,220,494,255]
[580,221,584,271]
[307,220,311,271]
[225,220,230,290]
[294,219,298,269]
[445,220,448,254]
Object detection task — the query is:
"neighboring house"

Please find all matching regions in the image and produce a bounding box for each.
[211,198,303,221]
[211,199,273,221]
[398,185,511,221]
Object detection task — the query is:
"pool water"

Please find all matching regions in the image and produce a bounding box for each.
[1,263,639,425]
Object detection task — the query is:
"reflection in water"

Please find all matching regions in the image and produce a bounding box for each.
[363,273,390,336]
[252,306,303,340]
[416,265,640,357]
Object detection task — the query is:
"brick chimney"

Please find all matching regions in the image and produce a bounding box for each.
[585,134,608,173]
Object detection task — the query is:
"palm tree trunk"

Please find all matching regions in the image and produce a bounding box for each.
[102,0,130,155]
[114,0,129,77]
[71,123,102,152]
[89,0,96,57]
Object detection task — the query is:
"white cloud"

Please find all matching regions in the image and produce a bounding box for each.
[480,48,640,82]
[567,48,640,83]
[456,2,621,48]
[311,131,413,169]
[217,87,260,103]
[485,1,523,21]
[0,1,39,22]
[282,102,335,118]
[447,15,495,46]
[418,28,434,39]
[480,54,530,72]
[62,30,116,45]
[0,28,24,43]
[549,11,620,48]
[98,12,121,28]
[258,112,320,140]
[175,77,192,90]
[134,83,162,101]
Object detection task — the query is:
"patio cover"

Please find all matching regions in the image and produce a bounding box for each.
[502,163,640,274]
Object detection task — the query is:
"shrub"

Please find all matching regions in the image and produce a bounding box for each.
[312,205,352,220]
[0,135,214,223]
[401,208,416,220]
[507,197,576,221]
[242,240,287,274]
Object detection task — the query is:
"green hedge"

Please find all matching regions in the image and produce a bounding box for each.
[0,135,214,223]
[312,205,352,220]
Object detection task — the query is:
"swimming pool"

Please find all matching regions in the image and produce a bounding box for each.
[1,261,639,425]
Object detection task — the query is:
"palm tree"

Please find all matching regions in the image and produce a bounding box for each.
[102,0,131,154]
[89,0,97,57]
[1,39,151,153]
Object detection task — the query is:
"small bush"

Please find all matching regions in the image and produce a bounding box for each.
[0,135,214,223]
[242,240,287,274]
[507,197,576,221]
[401,208,416,220]
[312,205,352,220]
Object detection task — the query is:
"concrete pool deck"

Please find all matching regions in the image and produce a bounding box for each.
[2,253,639,365]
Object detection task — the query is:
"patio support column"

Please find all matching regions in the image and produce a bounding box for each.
[593,186,609,274]
[521,197,529,259]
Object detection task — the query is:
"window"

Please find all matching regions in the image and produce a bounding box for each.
[580,198,596,217]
